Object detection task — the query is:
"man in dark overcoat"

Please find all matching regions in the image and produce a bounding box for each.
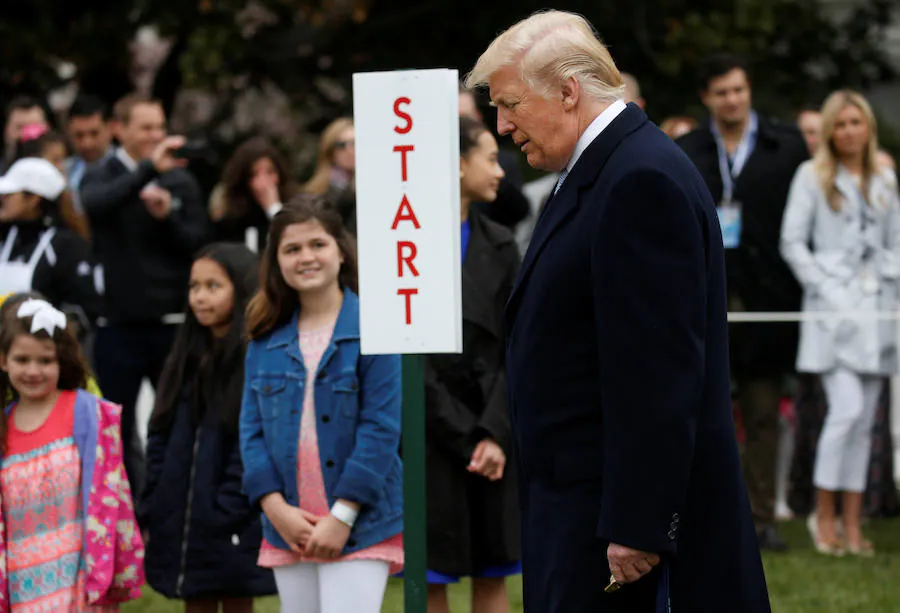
[466,11,771,612]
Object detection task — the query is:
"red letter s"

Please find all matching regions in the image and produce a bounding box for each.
[394,97,412,134]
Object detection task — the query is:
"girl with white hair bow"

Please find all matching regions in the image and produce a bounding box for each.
[0,298,145,610]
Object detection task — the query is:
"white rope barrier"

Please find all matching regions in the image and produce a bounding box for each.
[725,308,900,484]
[727,310,900,323]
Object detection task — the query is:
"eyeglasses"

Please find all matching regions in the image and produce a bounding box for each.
[333,140,355,150]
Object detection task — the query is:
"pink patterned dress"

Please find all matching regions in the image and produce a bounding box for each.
[258,322,404,571]
[1,391,117,612]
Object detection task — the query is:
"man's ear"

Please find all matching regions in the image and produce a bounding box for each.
[561,77,581,110]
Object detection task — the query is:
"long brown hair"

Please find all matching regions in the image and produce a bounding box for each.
[0,302,89,451]
[221,137,299,220]
[303,118,354,195]
[246,195,358,340]
[814,90,882,212]
[150,243,259,436]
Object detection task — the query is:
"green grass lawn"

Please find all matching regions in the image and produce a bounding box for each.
[123,517,900,612]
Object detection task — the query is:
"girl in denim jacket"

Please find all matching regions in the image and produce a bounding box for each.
[240,196,404,613]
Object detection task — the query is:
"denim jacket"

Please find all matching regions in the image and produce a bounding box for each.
[239,289,404,553]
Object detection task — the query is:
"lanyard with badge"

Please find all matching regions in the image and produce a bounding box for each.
[713,113,756,249]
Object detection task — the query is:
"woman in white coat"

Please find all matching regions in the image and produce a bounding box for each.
[781,90,900,557]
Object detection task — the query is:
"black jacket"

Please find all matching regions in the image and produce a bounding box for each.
[0,219,103,329]
[81,155,210,323]
[425,210,521,574]
[140,388,276,600]
[677,116,808,377]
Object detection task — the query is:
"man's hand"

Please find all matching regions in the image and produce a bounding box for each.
[151,135,189,174]
[250,173,281,214]
[304,514,352,559]
[608,543,660,585]
[141,185,173,220]
[468,438,506,481]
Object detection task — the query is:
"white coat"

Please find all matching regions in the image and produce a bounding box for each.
[780,160,900,375]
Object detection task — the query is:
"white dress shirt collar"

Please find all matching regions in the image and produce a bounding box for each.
[565,99,628,173]
[115,147,139,172]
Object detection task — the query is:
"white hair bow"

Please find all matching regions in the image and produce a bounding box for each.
[17,299,67,336]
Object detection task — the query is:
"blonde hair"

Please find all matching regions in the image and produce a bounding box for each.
[464,10,624,103]
[814,90,881,212]
[303,117,354,195]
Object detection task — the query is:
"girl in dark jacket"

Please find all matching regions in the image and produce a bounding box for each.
[140,242,276,612]
[425,117,521,613]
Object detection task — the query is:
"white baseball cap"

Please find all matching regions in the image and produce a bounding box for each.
[0,157,66,200]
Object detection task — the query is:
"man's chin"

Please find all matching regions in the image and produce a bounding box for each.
[526,153,558,173]
[722,115,749,129]
[139,145,161,162]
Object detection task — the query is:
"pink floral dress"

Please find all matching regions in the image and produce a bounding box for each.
[1,391,118,612]
[258,322,404,571]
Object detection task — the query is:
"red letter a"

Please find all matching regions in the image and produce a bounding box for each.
[391,195,421,230]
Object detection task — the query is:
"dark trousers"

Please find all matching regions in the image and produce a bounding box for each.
[93,323,177,500]
[737,376,782,531]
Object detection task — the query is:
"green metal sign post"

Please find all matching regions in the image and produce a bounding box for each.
[402,354,427,613]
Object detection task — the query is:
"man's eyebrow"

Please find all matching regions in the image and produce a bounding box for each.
[489,96,517,108]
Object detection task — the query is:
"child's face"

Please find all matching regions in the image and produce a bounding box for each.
[0,334,60,403]
[277,220,344,296]
[189,257,235,337]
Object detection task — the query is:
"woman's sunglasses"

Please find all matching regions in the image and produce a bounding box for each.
[333,140,355,150]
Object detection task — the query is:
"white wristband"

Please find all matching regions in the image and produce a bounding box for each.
[331,501,359,527]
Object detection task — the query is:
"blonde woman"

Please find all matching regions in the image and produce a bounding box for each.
[303,117,356,232]
[780,90,900,557]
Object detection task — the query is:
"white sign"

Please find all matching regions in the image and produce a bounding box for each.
[353,69,462,355]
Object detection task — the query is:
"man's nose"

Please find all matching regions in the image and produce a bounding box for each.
[497,111,515,136]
